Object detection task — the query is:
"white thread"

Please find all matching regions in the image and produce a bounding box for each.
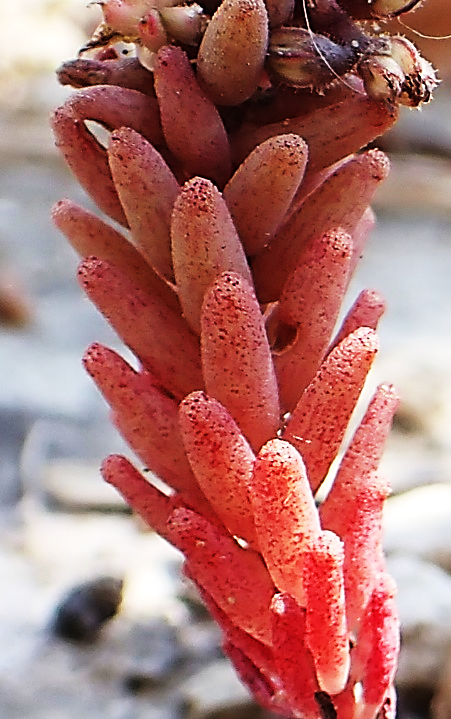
[397,16,451,40]
[301,0,366,94]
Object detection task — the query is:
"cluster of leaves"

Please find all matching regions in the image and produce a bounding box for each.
[51,0,436,716]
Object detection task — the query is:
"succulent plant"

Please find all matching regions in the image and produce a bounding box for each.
[51,0,437,717]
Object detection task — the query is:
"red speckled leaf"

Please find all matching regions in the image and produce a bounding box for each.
[201,272,280,450]
[84,343,215,519]
[358,575,400,719]
[101,454,175,538]
[271,593,322,719]
[171,179,253,334]
[250,439,320,605]
[52,199,179,311]
[341,472,391,631]
[167,507,275,644]
[320,383,399,538]
[108,127,179,282]
[154,46,231,186]
[283,327,379,493]
[303,531,350,695]
[179,390,257,545]
[78,257,203,399]
[252,150,390,303]
[330,289,385,352]
[51,86,163,226]
[273,229,353,412]
[223,134,308,257]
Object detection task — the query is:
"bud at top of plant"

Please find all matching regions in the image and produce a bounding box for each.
[370,0,423,18]
[159,4,206,46]
[102,0,158,36]
[388,35,438,106]
[268,26,358,88]
[359,54,405,102]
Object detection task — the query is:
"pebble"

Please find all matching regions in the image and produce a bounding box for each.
[384,484,451,573]
[52,576,124,642]
[432,648,451,719]
[19,417,130,511]
[40,459,128,511]
[180,659,260,719]
[0,408,32,504]
[387,555,451,690]
[119,619,185,691]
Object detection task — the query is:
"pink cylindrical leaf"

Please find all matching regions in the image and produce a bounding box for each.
[52,109,125,226]
[51,86,163,226]
[153,46,232,187]
[223,641,282,714]
[211,592,277,682]
[84,343,214,518]
[171,178,253,334]
[332,682,359,719]
[283,328,379,493]
[179,391,257,545]
[250,439,320,604]
[101,454,176,539]
[223,134,308,256]
[277,228,353,326]
[273,229,353,412]
[52,199,179,311]
[271,593,322,719]
[303,531,350,695]
[252,150,390,303]
[358,575,400,719]
[341,472,391,631]
[60,86,163,146]
[319,383,400,537]
[287,154,352,217]
[108,127,179,282]
[78,257,203,399]
[232,95,398,180]
[330,289,385,353]
[57,56,155,95]
[167,507,275,644]
[197,0,268,106]
[191,579,276,678]
[370,686,397,719]
[350,207,376,274]
[201,272,280,451]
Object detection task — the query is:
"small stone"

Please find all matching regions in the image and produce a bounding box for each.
[121,619,185,691]
[432,646,451,719]
[0,408,31,505]
[0,273,32,328]
[397,684,434,719]
[387,555,451,689]
[384,484,451,572]
[43,459,128,511]
[181,659,260,719]
[52,576,123,642]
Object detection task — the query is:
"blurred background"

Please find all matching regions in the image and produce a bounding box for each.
[0,1,451,717]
